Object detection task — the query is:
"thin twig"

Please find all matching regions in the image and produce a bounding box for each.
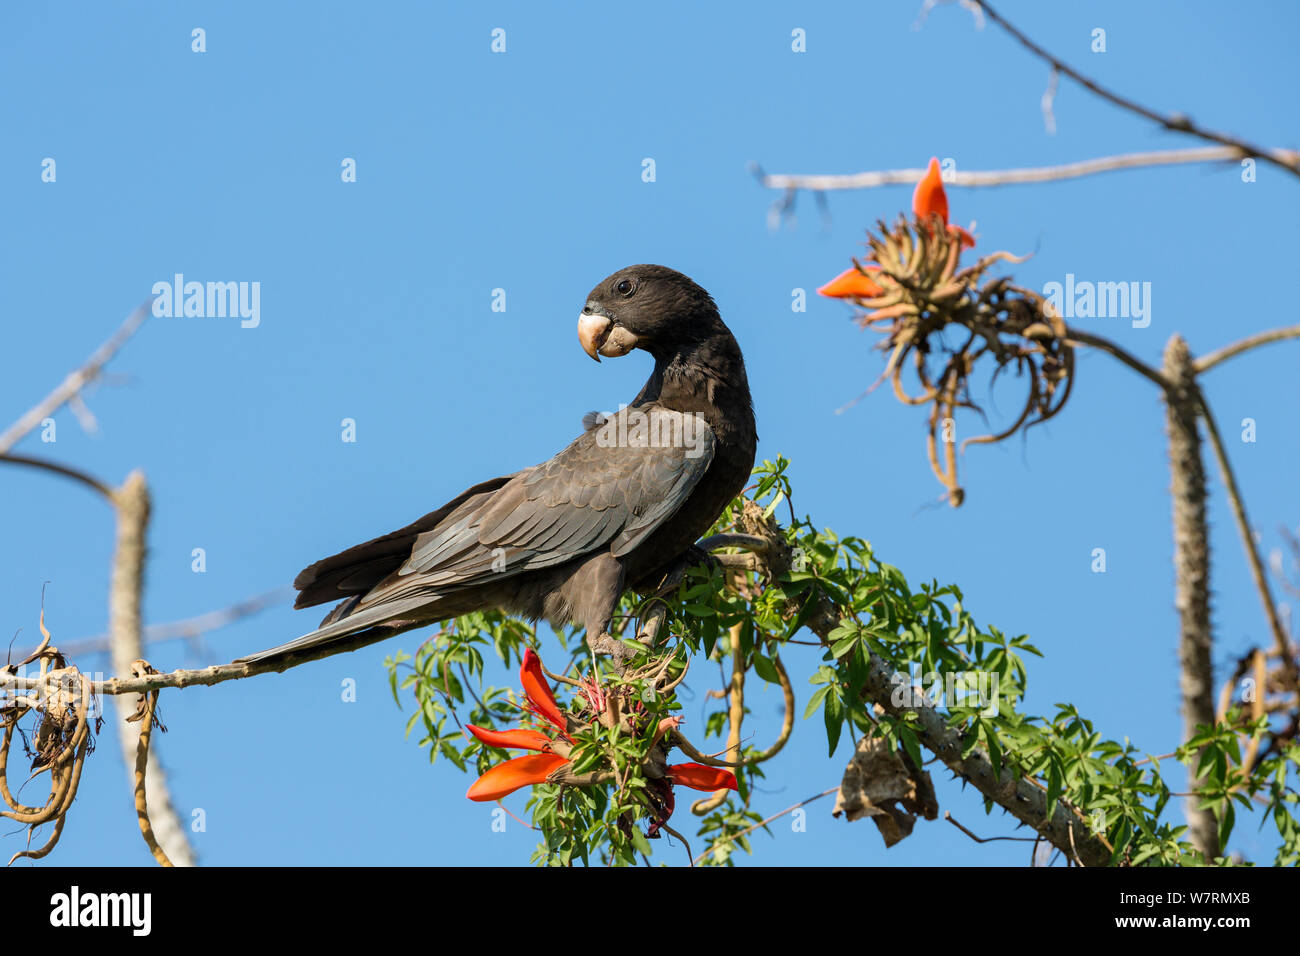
[1,623,465,696]
[970,0,1300,179]
[659,822,694,867]
[1064,328,1172,392]
[0,453,116,500]
[1194,325,1300,374]
[1195,390,1298,696]
[692,787,838,866]
[944,811,1039,844]
[35,588,292,661]
[0,300,151,455]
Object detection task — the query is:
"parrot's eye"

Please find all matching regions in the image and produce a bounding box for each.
[616,278,635,297]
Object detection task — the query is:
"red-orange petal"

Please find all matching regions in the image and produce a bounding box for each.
[466,754,569,802]
[912,156,950,224]
[668,763,739,792]
[466,724,552,752]
[948,223,976,249]
[817,266,884,299]
[520,648,567,732]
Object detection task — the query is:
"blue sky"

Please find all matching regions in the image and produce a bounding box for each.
[2,1,1297,866]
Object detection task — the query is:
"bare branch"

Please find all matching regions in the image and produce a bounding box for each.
[969,0,1300,180]
[30,588,292,661]
[1195,325,1300,375]
[0,453,116,500]
[1040,66,1060,136]
[2,622,417,697]
[0,300,151,455]
[944,811,1040,845]
[1063,328,1172,393]
[757,147,1282,194]
[1196,391,1299,697]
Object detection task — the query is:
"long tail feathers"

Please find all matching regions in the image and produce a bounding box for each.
[234,593,428,663]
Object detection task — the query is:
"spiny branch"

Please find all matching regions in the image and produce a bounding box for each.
[4,508,1117,865]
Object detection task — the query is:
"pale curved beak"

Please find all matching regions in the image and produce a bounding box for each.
[578,312,612,362]
[578,313,640,362]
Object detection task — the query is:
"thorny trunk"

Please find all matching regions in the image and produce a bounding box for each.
[110,470,196,866]
[1162,336,1220,860]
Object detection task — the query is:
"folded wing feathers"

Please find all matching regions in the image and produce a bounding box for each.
[257,409,716,661]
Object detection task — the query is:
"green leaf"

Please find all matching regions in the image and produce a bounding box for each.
[1046,758,1063,820]
[752,653,781,685]
[804,685,830,720]
[630,827,652,857]
[897,725,923,771]
[982,719,1003,780]
[823,689,844,756]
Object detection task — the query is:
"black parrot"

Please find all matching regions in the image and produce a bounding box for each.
[237,265,756,665]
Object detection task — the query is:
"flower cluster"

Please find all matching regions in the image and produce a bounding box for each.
[812,155,1074,505]
[818,157,975,303]
[465,649,738,834]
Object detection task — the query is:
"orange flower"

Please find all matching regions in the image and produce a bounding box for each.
[817,266,884,300]
[519,647,568,733]
[913,157,975,249]
[465,648,573,801]
[819,155,975,301]
[667,763,739,792]
[646,763,740,837]
[464,725,553,752]
[466,753,569,802]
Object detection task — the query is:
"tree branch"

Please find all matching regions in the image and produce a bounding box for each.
[1162,337,1220,859]
[2,621,410,697]
[1195,392,1299,696]
[108,471,195,867]
[755,146,1277,194]
[969,0,1300,180]
[1194,325,1300,375]
[728,503,1115,866]
[0,300,151,455]
[1064,328,1172,392]
[0,453,116,500]
[20,588,292,661]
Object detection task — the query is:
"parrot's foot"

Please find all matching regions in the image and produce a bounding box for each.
[587,631,636,668]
